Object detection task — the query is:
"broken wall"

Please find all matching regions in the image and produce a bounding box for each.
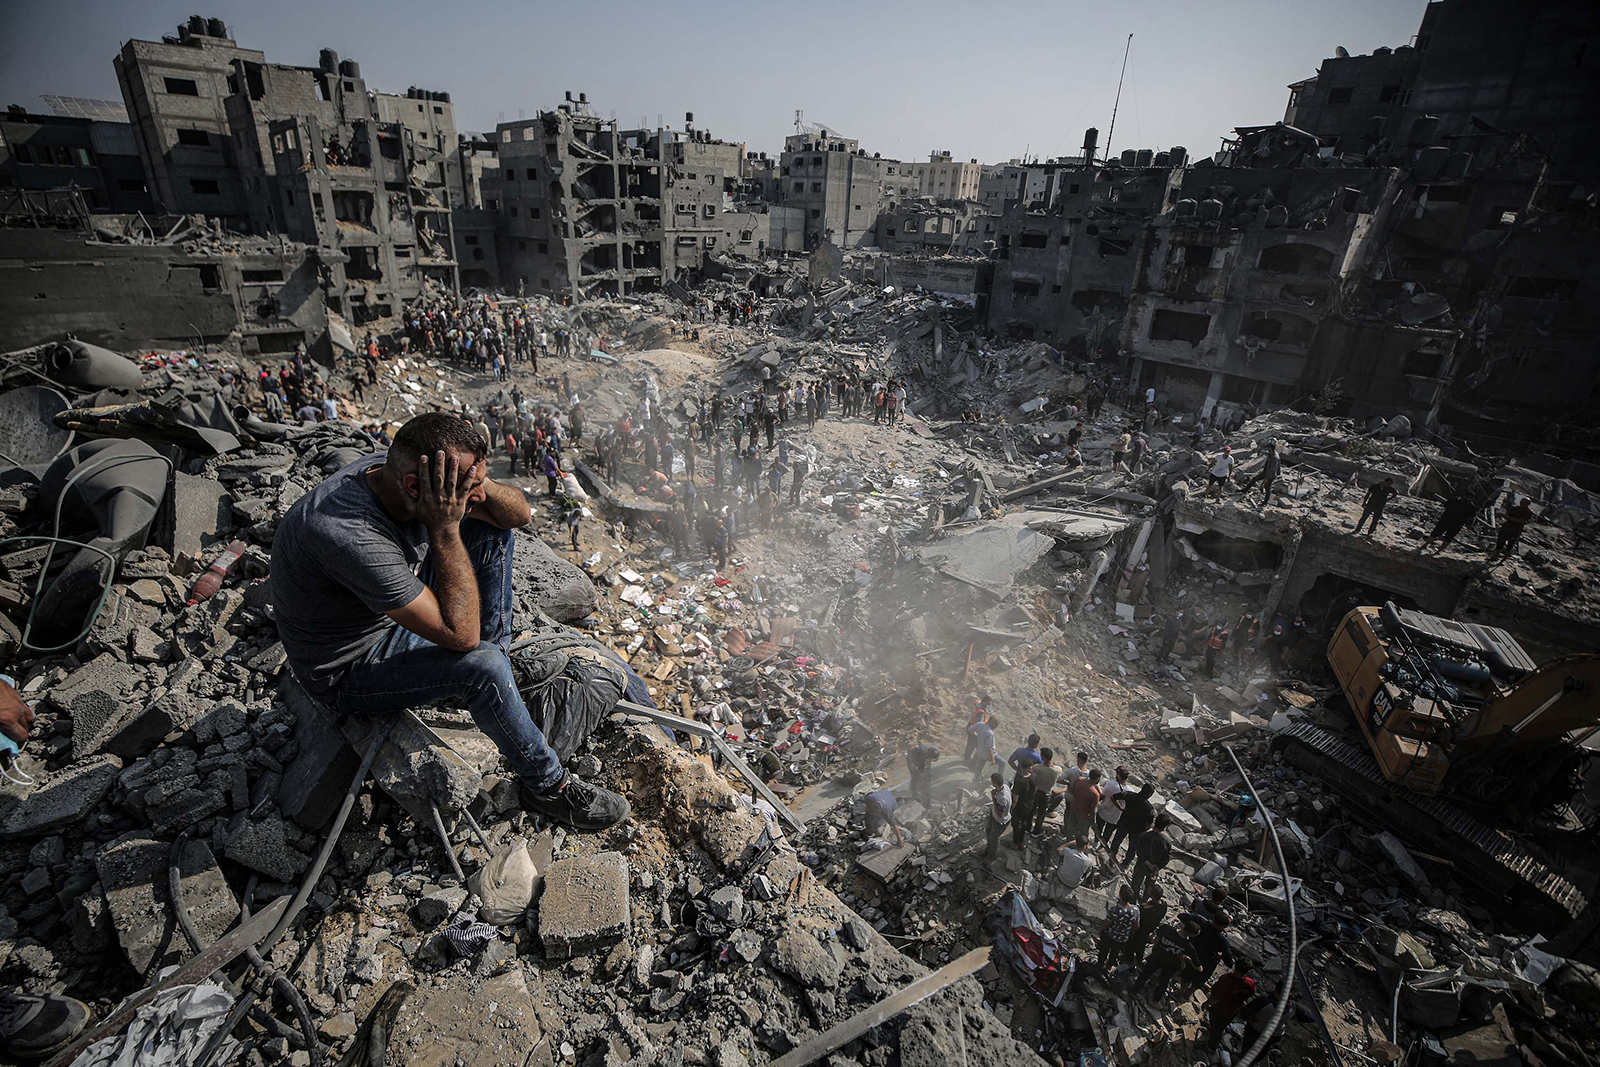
[0,227,328,356]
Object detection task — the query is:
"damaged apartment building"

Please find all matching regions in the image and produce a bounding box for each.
[112,17,462,339]
[987,130,1187,359]
[494,98,780,299]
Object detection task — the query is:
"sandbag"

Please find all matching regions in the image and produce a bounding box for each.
[469,838,542,925]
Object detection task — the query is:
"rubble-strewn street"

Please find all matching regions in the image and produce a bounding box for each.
[2,2,1599,1066]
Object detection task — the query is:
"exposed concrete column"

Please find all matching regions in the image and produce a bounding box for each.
[1202,371,1224,420]
[1260,525,1303,621]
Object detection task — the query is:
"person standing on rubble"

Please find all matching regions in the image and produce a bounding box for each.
[1231,611,1259,674]
[1110,781,1154,864]
[1491,495,1535,560]
[1065,767,1102,842]
[1006,735,1043,846]
[1111,430,1131,473]
[967,713,1001,785]
[1202,959,1259,1050]
[1353,476,1398,537]
[982,771,1012,862]
[1096,765,1129,843]
[1023,747,1064,837]
[1098,884,1141,975]
[1157,612,1182,660]
[714,518,729,568]
[963,696,992,763]
[1135,917,1200,1004]
[1180,909,1235,993]
[1128,813,1173,898]
[269,413,635,832]
[790,444,810,506]
[1207,446,1235,498]
[1242,441,1283,506]
[907,744,939,807]
[1204,621,1229,678]
[1418,490,1476,554]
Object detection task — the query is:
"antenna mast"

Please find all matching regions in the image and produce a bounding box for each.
[1104,33,1133,161]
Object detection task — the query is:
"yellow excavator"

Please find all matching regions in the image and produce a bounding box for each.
[1276,602,1599,932]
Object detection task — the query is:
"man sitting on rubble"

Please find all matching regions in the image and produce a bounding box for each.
[271,412,632,832]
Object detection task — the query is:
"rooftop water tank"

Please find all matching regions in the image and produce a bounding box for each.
[320,48,339,73]
[1168,146,1187,168]
[1199,198,1223,221]
[1175,198,1198,216]
[1154,151,1171,166]
[206,17,227,37]
[338,59,361,79]
[1120,149,1137,166]
[1136,149,1153,168]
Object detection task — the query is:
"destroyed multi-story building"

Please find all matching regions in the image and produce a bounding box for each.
[113,19,462,335]
[494,100,786,297]
[873,198,991,256]
[0,99,158,214]
[220,51,460,325]
[0,198,330,356]
[494,97,666,299]
[1274,0,1600,438]
[113,17,265,222]
[778,127,901,250]
[452,131,501,290]
[985,132,1184,355]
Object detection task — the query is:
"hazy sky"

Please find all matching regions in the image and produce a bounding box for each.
[2,0,1424,163]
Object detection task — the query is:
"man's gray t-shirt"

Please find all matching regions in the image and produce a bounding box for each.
[271,452,428,697]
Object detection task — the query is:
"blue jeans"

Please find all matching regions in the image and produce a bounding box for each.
[335,520,653,791]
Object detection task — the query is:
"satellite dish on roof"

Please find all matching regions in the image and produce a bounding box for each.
[1335,46,1350,58]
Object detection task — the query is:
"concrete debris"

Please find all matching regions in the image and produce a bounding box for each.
[538,852,631,958]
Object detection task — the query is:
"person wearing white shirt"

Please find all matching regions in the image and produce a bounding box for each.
[321,396,338,422]
[1208,447,1234,498]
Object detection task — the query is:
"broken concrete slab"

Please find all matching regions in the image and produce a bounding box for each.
[520,536,599,623]
[388,969,544,1067]
[0,755,122,837]
[539,851,630,959]
[95,833,239,975]
[768,929,841,989]
[1374,830,1431,889]
[275,676,360,830]
[54,654,143,760]
[915,513,1056,598]
[154,471,232,558]
[223,813,310,882]
[101,691,209,762]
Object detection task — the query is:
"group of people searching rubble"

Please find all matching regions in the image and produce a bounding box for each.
[867,702,1277,1049]
[575,365,915,568]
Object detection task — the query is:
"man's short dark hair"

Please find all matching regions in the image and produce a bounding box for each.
[1040,747,1053,762]
[391,412,487,462]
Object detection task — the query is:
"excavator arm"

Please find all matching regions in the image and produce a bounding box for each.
[1454,654,1600,750]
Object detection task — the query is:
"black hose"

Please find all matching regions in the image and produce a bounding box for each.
[168,833,315,1054]
[1223,743,1298,1067]
[194,722,391,1067]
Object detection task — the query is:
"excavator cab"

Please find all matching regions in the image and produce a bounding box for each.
[1327,602,1600,815]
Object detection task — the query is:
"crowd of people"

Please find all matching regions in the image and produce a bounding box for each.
[861,699,1276,1051]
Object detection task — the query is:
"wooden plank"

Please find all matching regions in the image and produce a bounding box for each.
[767,947,991,1067]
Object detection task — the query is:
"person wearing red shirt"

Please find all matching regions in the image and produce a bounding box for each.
[1065,767,1102,841]
[1204,959,1258,1049]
